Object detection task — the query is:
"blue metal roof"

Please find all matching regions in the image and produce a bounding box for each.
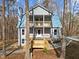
[17,3,26,28]
[17,14,26,28]
[52,12,62,28]
[17,0,26,28]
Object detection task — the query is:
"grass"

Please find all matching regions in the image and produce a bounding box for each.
[43,47,49,54]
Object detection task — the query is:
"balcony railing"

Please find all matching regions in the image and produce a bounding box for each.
[29,21,51,27]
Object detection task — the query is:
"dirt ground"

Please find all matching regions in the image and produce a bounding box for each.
[0,53,25,59]
[0,48,58,59]
[32,49,58,59]
[66,41,79,59]
[0,41,79,59]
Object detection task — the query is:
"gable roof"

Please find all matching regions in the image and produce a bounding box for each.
[29,4,53,14]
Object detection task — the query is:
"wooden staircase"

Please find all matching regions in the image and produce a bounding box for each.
[32,40,49,49]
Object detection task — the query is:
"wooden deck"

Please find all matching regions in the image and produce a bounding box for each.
[32,40,50,49]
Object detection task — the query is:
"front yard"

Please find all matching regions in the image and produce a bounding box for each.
[0,40,79,59]
[32,49,57,59]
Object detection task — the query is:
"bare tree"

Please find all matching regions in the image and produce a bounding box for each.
[25,0,32,59]
[2,0,6,56]
[60,0,67,59]
[44,0,49,8]
[25,0,29,43]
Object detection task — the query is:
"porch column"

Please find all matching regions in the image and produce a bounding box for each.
[32,9,35,39]
[43,15,45,39]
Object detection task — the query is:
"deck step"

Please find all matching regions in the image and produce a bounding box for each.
[33,40,48,48]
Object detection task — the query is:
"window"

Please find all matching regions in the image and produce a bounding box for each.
[45,15,51,21]
[35,18,39,21]
[54,29,57,35]
[22,39,24,43]
[35,15,43,21]
[45,28,50,34]
[22,29,24,35]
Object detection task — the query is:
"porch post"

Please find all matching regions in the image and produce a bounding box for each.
[32,9,35,39]
[43,15,45,39]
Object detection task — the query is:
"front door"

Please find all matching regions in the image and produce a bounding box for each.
[38,30,41,34]
[36,29,43,38]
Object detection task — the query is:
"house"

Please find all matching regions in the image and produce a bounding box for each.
[17,4,62,47]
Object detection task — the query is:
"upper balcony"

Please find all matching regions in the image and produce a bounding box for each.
[29,21,51,27]
[29,15,51,27]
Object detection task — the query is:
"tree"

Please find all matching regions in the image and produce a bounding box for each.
[60,0,67,59]
[44,0,49,8]
[25,0,29,44]
[2,0,6,56]
[25,0,31,59]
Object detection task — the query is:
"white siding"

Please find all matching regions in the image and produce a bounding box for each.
[18,29,21,46]
[51,28,62,38]
[18,28,26,46]
[52,28,59,38]
[21,28,26,46]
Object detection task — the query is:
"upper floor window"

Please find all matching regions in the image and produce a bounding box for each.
[22,29,24,35]
[45,28,50,34]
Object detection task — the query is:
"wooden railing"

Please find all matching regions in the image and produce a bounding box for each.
[29,21,51,27]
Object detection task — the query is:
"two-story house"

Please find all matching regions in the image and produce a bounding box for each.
[17,4,62,47]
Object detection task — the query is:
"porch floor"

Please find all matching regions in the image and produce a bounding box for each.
[32,39,54,49]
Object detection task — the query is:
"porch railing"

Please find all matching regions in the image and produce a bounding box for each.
[29,21,51,27]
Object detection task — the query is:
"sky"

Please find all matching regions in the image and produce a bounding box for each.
[0,0,79,15]
[17,0,64,9]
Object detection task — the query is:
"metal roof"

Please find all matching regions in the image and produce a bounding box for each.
[51,12,62,28]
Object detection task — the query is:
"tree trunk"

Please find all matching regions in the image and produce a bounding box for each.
[25,0,29,42]
[25,0,31,59]
[63,0,68,36]
[60,37,66,59]
[60,0,67,59]
[2,0,6,57]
